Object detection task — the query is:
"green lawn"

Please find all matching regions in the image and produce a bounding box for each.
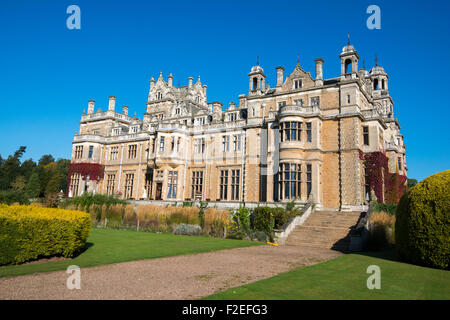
[204,249,450,300]
[0,228,262,278]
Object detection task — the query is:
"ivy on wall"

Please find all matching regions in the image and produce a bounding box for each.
[66,163,105,196]
[359,150,407,204]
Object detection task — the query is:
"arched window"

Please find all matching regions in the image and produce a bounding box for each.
[381,79,385,90]
[373,79,379,90]
[252,77,258,91]
[345,59,352,74]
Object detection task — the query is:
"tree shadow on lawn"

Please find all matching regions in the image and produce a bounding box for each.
[355,246,401,262]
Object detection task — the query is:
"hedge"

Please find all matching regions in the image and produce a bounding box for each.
[395,170,450,269]
[0,204,91,265]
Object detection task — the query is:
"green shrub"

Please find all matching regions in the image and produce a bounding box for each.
[395,170,450,269]
[60,192,127,212]
[252,207,275,242]
[372,201,397,215]
[0,190,29,205]
[0,204,91,265]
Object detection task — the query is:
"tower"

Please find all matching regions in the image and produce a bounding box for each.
[340,36,359,80]
[248,57,266,96]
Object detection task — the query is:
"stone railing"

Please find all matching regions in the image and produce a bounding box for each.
[361,109,381,119]
[273,203,313,245]
[279,105,320,115]
[81,110,133,122]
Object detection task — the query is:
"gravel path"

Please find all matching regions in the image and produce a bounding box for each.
[0,245,342,300]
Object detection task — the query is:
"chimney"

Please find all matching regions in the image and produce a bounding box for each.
[87,100,95,114]
[202,84,207,96]
[314,58,324,86]
[275,66,284,87]
[122,106,129,116]
[108,96,116,111]
[229,101,236,109]
[168,73,173,87]
[188,76,193,88]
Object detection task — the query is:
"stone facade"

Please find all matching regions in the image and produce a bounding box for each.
[69,42,407,210]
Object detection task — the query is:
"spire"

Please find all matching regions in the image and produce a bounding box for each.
[256,55,259,66]
[375,53,379,66]
[347,32,351,45]
[296,52,300,68]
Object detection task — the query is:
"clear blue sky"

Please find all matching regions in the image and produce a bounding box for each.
[0,0,449,181]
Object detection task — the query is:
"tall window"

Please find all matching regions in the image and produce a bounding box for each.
[397,157,402,171]
[363,126,369,146]
[191,171,203,199]
[124,173,134,199]
[347,94,351,104]
[280,122,302,142]
[195,138,206,153]
[110,146,119,160]
[231,169,240,200]
[70,173,80,197]
[222,136,230,152]
[311,96,320,107]
[364,167,370,200]
[306,164,312,198]
[106,173,116,195]
[278,101,286,108]
[294,99,303,106]
[88,146,94,159]
[151,138,156,153]
[128,144,137,159]
[293,79,302,89]
[233,135,241,151]
[220,170,229,200]
[306,123,312,142]
[278,163,301,200]
[160,137,165,152]
[75,146,83,159]
[167,171,178,199]
[144,178,151,200]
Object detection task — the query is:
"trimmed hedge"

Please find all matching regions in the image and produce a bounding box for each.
[0,204,91,265]
[395,170,450,269]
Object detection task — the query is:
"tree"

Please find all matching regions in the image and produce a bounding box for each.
[45,172,64,196]
[0,146,26,190]
[38,154,55,167]
[407,178,418,189]
[11,175,26,191]
[20,159,37,181]
[25,172,41,198]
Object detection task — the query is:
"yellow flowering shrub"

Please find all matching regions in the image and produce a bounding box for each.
[0,204,91,265]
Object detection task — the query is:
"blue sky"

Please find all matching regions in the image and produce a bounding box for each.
[0,0,449,181]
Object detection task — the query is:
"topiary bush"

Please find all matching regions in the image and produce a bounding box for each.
[395,170,450,269]
[0,204,91,265]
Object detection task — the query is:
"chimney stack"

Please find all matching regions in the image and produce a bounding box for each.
[108,96,116,112]
[168,73,173,87]
[314,58,324,86]
[88,100,95,114]
[275,66,284,87]
[122,106,129,116]
[188,76,193,88]
[202,84,207,96]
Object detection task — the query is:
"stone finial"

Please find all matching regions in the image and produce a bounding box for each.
[188,76,193,88]
[275,66,284,87]
[87,100,95,114]
[122,106,129,116]
[168,73,173,87]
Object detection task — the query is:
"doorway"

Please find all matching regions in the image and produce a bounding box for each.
[155,183,163,200]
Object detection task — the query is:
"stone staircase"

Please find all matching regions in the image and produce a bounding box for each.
[285,210,362,252]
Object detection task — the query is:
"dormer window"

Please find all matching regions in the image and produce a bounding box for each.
[228,112,238,122]
[130,126,139,134]
[175,108,180,115]
[196,96,200,103]
[113,128,121,136]
[156,91,162,100]
[293,79,302,89]
[199,117,205,125]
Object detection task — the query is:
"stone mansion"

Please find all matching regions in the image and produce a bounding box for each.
[69,42,407,210]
